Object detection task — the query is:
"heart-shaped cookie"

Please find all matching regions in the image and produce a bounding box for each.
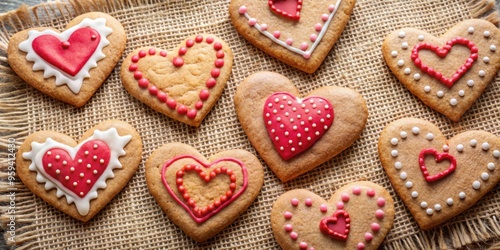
[120,34,233,127]
[234,71,367,182]
[145,143,264,242]
[382,19,500,121]
[378,118,500,230]
[229,0,356,73]
[271,182,395,250]
[16,120,142,222]
[7,12,126,107]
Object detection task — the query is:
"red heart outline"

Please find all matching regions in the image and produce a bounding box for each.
[319,209,350,241]
[410,37,478,88]
[268,0,303,20]
[418,148,457,182]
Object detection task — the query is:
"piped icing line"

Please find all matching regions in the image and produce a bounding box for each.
[239,0,342,58]
[161,155,248,224]
[22,128,131,216]
[18,18,113,94]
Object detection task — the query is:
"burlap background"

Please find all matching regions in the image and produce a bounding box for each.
[1,0,499,249]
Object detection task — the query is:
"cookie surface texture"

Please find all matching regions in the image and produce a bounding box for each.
[16,120,142,222]
[145,143,264,242]
[7,12,126,107]
[120,34,233,127]
[378,118,500,229]
[271,181,395,250]
[234,71,367,182]
[229,0,356,73]
[382,19,500,121]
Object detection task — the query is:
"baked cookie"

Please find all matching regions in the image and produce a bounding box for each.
[229,0,356,73]
[378,118,500,230]
[145,143,264,242]
[271,182,395,250]
[234,71,367,182]
[120,34,233,127]
[16,120,142,222]
[382,19,500,121]
[7,12,126,107]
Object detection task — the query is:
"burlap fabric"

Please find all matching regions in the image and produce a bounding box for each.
[1,0,499,249]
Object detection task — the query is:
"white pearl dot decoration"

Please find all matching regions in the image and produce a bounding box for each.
[450,98,457,106]
[411,191,418,198]
[414,73,421,80]
[404,68,411,74]
[482,142,490,150]
[402,42,409,49]
[481,172,490,181]
[443,145,450,151]
[459,192,466,199]
[426,133,434,140]
[395,162,402,169]
[418,34,424,41]
[400,172,407,180]
[437,91,444,98]
[391,138,399,145]
[487,162,495,171]
[479,70,486,77]
[483,57,490,63]
[391,150,398,157]
[484,31,491,37]
[420,202,428,208]
[398,31,406,38]
[458,90,465,97]
[493,150,500,158]
[426,208,433,215]
[424,86,431,92]
[391,50,398,57]
[405,181,413,188]
[434,204,442,211]
[400,131,408,139]
[412,127,420,135]
[470,139,477,147]
[467,27,475,34]
[472,181,481,190]
[490,45,496,52]
[446,198,453,206]
[456,144,464,152]
[397,60,404,66]
[467,80,474,87]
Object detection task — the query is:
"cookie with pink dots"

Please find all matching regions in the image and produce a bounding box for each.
[271,182,395,250]
[120,34,233,127]
[16,120,142,222]
[382,19,500,121]
[378,118,500,229]
[229,0,356,73]
[234,71,367,182]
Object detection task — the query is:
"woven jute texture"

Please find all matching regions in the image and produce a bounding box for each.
[1,0,499,249]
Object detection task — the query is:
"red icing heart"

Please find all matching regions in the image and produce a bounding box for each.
[410,37,478,88]
[41,140,110,197]
[32,27,100,77]
[268,0,302,20]
[263,92,334,160]
[319,210,351,241]
[418,148,457,182]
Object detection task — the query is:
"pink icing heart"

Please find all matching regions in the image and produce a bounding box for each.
[319,210,351,241]
[263,92,334,160]
[268,0,303,20]
[418,148,457,182]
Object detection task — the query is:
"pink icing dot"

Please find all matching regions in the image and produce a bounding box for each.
[160,51,167,57]
[133,71,142,80]
[305,198,313,207]
[215,59,224,68]
[365,233,373,242]
[357,243,365,250]
[273,31,281,38]
[315,23,322,32]
[321,14,329,22]
[328,4,335,12]
[206,37,214,44]
[260,23,268,31]
[138,50,147,57]
[199,90,210,100]
[341,193,350,202]
[286,38,294,45]
[138,78,149,88]
[148,86,158,95]
[128,64,138,72]
[299,242,308,249]
[367,189,375,197]
[206,78,217,88]
[371,223,380,232]
[377,198,386,207]
[309,248,315,250]
[166,98,176,109]
[177,105,187,115]
[290,232,298,240]
[131,55,139,63]
[291,198,299,206]
[336,202,344,209]
[238,6,247,14]
[303,52,311,59]
[284,224,293,232]
[211,68,220,77]
[195,101,203,110]
[157,91,167,102]
[352,187,361,195]
[148,48,156,55]
[186,109,197,119]
[300,42,308,51]
[186,39,194,48]
[284,211,293,219]
[320,204,328,213]
[248,18,257,26]
[375,209,385,219]
[310,34,317,42]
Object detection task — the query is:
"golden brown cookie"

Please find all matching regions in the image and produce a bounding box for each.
[382,19,500,121]
[229,0,356,73]
[378,118,500,230]
[271,182,395,250]
[16,120,142,222]
[234,71,367,182]
[145,143,264,242]
[7,12,126,107]
[120,34,233,127]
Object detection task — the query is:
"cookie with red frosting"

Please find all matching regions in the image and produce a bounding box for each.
[382,19,500,121]
[7,12,126,107]
[120,34,233,127]
[145,143,264,242]
[234,71,367,182]
[271,182,395,250]
[378,118,500,229]
[16,120,142,222]
[229,0,356,73]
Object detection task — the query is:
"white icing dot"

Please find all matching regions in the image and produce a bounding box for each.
[414,73,421,80]
[273,109,277,114]
[412,127,420,135]
[47,163,52,167]
[494,150,500,158]
[458,90,465,97]
[456,144,464,152]
[404,68,411,74]
[421,202,428,208]
[402,42,409,49]
[280,124,284,128]
[411,191,418,198]
[70,167,75,172]
[490,45,496,52]
[315,131,320,136]
[80,192,84,196]
[78,159,83,163]
[297,133,301,138]
[446,198,453,206]
[398,31,406,38]
[80,173,84,177]
[400,131,408,139]
[391,150,399,157]
[424,86,431,92]
[73,182,77,186]
[470,139,477,147]
[275,137,279,141]
[280,104,285,109]
[93,144,98,149]
[395,162,402,169]
[268,103,272,108]
[487,162,495,170]
[426,208,433,215]
[87,180,91,184]
[289,118,295,123]
[55,155,60,160]
[85,151,89,155]
[468,27,475,34]
[312,123,316,128]
[265,113,270,117]
[437,91,444,98]
[391,51,398,57]
[472,181,481,190]
[479,70,486,77]
[482,142,490,150]
[282,96,287,100]
[481,172,490,180]
[271,129,275,133]
[484,31,491,37]
[434,204,442,211]
[87,164,91,168]
[443,145,449,151]
[459,192,466,199]
[405,181,413,188]
[288,140,293,144]
[400,172,407,180]
[324,126,328,130]
[450,98,457,106]
[307,137,311,141]
[47,151,52,155]
[65,176,69,180]
[483,57,490,63]
[268,121,272,125]
[284,131,289,136]
[291,148,295,152]
[426,133,434,140]
[391,138,399,145]
[397,60,404,67]
[418,34,424,41]
[56,169,60,174]
[93,170,98,174]
[298,142,302,146]
[279,146,284,151]
[293,126,297,130]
